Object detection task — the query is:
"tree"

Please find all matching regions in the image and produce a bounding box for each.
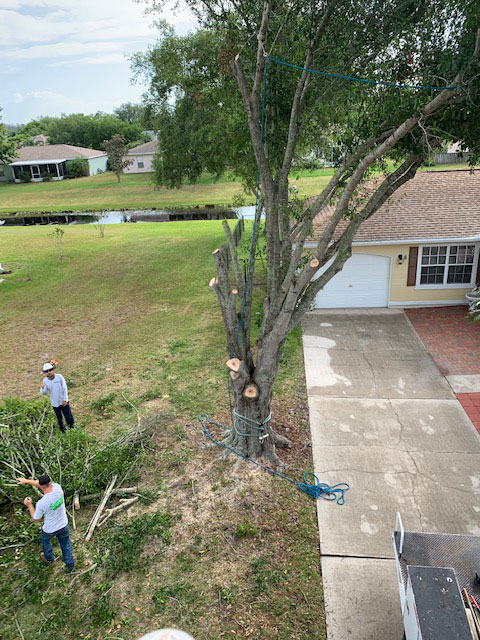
[16,113,148,150]
[113,102,146,125]
[102,134,133,182]
[138,1,480,461]
[16,115,57,137]
[0,108,19,163]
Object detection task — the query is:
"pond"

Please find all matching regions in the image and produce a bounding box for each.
[0,205,258,226]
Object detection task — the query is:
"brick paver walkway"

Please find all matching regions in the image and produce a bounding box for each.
[405,306,480,376]
[456,393,480,433]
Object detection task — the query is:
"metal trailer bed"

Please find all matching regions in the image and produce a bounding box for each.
[392,513,480,640]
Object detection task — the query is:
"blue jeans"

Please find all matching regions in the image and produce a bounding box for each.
[40,525,74,570]
[52,403,75,432]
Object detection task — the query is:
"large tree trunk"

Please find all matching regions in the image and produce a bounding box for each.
[225,351,284,460]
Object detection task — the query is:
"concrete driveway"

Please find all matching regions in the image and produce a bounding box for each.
[302,309,480,640]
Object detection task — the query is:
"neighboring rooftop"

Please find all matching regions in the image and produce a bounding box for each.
[311,169,480,243]
[127,140,158,154]
[9,144,106,164]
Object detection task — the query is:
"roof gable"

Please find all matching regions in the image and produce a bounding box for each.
[127,140,158,155]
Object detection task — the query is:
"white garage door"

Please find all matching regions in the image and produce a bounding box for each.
[314,253,391,308]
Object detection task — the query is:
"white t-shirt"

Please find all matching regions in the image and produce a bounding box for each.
[33,483,68,533]
[40,373,68,407]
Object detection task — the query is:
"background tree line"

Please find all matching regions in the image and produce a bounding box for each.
[4,103,150,153]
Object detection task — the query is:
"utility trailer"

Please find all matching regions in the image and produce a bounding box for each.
[392,513,480,639]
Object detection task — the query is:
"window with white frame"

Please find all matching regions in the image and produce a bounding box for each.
[137,161,144,169]
[418,244,476,286]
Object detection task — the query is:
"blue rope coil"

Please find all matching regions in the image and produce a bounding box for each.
[198,414,350,505]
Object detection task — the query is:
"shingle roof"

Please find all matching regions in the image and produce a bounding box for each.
[10,144,106,163]
[311,170,480,243]
[127,141,158,154]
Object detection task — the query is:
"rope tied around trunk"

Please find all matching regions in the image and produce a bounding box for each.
[232,409,271,436]
[198,414,349,505]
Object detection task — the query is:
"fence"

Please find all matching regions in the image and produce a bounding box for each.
[432,152,471,165]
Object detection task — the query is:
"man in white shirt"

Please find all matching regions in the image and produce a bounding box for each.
[40,362,75,433]
[19,473,75,572]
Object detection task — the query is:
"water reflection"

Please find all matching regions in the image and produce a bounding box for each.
[0,206,259,227]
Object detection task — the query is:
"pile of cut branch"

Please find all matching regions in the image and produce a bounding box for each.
[0,397,151,505]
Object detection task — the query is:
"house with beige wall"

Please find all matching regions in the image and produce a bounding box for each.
[308,170,480,309]
[123,140,158,174]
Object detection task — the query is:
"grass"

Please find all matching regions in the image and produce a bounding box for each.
[0,172,252,214]
[0,221,324,640]
[0,163,475,215]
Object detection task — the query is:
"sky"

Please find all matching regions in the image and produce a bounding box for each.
[0,0,196,125]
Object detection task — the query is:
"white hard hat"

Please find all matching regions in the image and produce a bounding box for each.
[43,363,54,372]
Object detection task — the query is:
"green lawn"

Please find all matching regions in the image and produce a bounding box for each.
[0,163,474,215]
[0,222,324,640]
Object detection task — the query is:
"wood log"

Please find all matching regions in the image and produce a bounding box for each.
[81,487,137,502]
[73,491,80,510]
[226,358,241,372]
[212,248,220,255]
[97,496,139,527]
[209,277,217,287]
[231,289,238,295]
[243,384,258,399]
[85,475,118,542]
[230,371,240,380]
[310,258,320,268]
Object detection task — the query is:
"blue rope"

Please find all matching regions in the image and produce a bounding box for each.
[232,409,271,436]
[198,414,350,505]
[268,55,460,91]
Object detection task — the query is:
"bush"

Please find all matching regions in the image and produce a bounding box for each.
[19,170,31,183]
[0,396,146,503]
[42,174,53,182]
[65,158,89,178]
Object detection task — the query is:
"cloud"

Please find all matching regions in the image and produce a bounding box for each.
[18,89,113,115]
[0,0,197,122]
[4,40,131,61]
[0,0,195,65]
[48,53,128,67]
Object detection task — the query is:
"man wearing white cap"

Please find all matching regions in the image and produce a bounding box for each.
[40,361,75,433]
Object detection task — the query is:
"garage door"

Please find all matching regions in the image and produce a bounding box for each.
[314,253,391,308]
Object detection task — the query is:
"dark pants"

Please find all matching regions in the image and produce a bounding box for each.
[40,525,74,570]
[53,403,74,432]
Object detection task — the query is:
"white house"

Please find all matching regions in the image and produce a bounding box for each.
[0,144,107,182]
[123,141,158,174]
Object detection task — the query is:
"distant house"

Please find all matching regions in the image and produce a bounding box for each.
[31,134,48,146]
[0,144,108,182]
[123,141,158,174]
[308,170,480,309]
